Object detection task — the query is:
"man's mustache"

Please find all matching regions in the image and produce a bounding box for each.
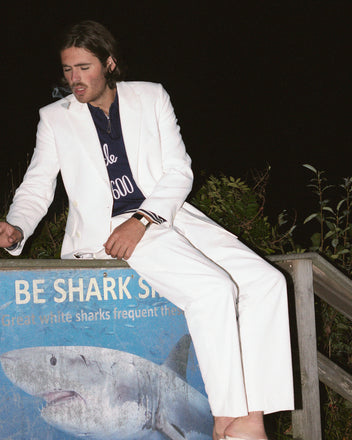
[71,82,88,88]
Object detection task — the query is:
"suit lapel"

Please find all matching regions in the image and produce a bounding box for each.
[116,82,142,183]
[62,82,143,189]
[64,96,110,187]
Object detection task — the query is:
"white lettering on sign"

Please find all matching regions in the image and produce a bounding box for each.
[53,279,66,303]
[138,277,157,299]
[118,277,132,299]
[33,279,46,304]
[15,280,30,304]
[15,280,45,304]
[13,276,156,304]
[1,314,36,326]
[85,278,103,301]
[68,278,84,302]
[103,277,117,300]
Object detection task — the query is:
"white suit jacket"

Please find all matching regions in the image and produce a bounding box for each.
[7,81,216,258]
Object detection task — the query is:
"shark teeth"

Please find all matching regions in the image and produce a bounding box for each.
[40,390,84,406]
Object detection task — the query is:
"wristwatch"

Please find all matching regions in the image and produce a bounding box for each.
[132,213,151,229]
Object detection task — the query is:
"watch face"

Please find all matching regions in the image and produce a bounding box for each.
[133,213,149,227]
[140,217,149,226]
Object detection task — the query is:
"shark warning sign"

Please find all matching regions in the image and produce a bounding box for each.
[0,264,212,439]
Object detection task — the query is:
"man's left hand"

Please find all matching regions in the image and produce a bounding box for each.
[104,217,147,260]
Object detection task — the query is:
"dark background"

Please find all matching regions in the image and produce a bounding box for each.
[1,1,352,241]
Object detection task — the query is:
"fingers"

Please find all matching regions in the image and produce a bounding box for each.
[105,241,135,260]
[104,218,146,259]
[0,222,20,248]
[104,234,130,259]
[104,237,136,260]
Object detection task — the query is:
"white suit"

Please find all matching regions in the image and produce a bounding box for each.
[7,81,294,416]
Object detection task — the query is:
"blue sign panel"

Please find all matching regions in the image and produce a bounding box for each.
[0,266,212,439]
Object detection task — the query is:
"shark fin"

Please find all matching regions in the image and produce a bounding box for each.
[157,414,186,440]
[163,334,191,380]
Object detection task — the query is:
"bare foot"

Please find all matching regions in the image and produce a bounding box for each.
[213,417,235,440]
[224,411,268,440]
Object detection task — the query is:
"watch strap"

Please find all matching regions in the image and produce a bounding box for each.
[132,213,151,229]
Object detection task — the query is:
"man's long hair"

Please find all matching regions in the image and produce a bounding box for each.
[59,20,125,89]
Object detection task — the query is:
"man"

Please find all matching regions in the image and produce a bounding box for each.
[0,21,294,440]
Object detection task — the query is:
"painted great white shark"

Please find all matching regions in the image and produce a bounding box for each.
[0,335,212,439]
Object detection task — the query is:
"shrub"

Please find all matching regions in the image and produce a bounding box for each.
[191,168,296,255]
[302,164,352,440]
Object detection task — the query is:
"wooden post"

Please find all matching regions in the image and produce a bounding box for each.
[291,259,322,440]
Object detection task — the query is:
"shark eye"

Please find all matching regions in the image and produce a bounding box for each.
[50,355,57,366]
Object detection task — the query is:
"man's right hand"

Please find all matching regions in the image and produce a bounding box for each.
[0,222,22,249]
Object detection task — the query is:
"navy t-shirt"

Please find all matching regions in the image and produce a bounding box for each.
[88,93,145,216]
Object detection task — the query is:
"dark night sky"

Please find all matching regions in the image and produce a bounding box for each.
[1,1,352,235]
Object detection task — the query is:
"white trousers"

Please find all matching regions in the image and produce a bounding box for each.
[104,209,295,417]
